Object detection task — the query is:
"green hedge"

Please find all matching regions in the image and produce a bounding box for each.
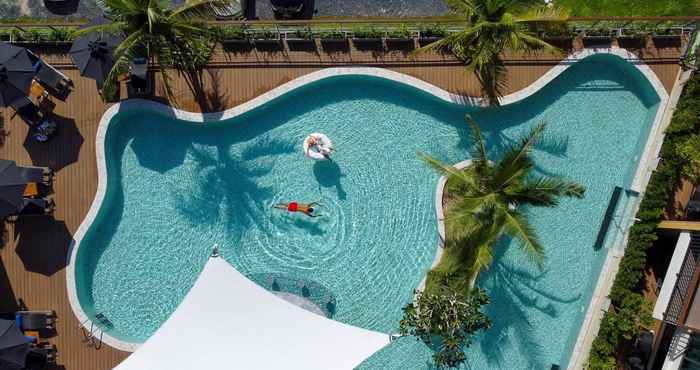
[587,72,700,369]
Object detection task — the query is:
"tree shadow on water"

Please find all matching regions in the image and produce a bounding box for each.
[312,160,347,200]
[172,138,295,242]
[476,240,581,369]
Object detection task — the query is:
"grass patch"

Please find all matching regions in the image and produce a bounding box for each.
[557,0,700,16]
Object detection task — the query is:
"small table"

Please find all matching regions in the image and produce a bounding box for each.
[23,183,38,197]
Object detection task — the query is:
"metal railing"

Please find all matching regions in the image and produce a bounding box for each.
[664,233,700,325]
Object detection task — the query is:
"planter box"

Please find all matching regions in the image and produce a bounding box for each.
[352,37,384,51]
[285,37,316,52]
[253,38,283,52]
[320,38,349,52]
[385,37,414,51]
[222,38,253,52]
[418,36,441,47]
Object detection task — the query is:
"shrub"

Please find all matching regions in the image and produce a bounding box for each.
[387,24,411,39]
[219,25,247,40]
[400,288,491,369]
[352,26,384,39]
[319,29,344,39]
[587,72,700,368]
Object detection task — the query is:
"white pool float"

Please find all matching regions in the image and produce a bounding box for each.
[303,133,334,161]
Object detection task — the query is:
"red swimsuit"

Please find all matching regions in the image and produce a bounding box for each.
[287,202,299,212]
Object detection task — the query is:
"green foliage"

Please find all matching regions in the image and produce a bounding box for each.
[290,28,314,40]
[416,0,565,106]
[588,73,700,368]
[318,29,344,39]
[556,0,700,16]
[422,115,585,296]
[0,27,76,43]
[387,24,411,39]
[253,28,279,40]
[400,288,491,369]
[352,26,384,39]
[419,24,448,38]
[218,25,247,40]
[676,134,700,182]
[76,0,223,101]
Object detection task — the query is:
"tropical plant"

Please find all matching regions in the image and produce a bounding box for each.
[416,0,566,105]
[399,288,491,368]
[421,115,585,294]
[76,0,227,102]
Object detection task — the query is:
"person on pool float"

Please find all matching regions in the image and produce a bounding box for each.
[306,136,333,161]
[274,201,322,217]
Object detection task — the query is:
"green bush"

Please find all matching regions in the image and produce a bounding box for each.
[318,29,344,39]
[352,26,384,39]
[587,73,700,368]
[219,25,247,40]
[387,24,411,39]
[419,24,447,38]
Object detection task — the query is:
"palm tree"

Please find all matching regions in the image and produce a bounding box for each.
[77,0,229,102]
[417,0,566,106]
[421,115,584,293]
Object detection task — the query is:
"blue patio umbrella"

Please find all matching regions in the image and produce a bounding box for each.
[69,32,121,89]
[0,159,43,219]
[0,43,35,107]
[0,318,31,369]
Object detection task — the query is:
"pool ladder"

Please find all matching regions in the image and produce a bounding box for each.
[78,313,112,350]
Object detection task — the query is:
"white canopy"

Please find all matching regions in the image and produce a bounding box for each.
[114,256,390,370]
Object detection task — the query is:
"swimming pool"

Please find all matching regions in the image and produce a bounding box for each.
[70,52,662,368]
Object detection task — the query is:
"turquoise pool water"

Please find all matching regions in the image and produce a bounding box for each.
[74,54,660,368]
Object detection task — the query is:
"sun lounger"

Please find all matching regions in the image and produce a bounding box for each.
[26,50,72,98]
[16,311,56,331]
[27,343,57,365]
[24,166,54,186]
[11,96,42,127]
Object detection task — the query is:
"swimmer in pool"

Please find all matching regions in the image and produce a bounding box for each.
[273,201,322,217]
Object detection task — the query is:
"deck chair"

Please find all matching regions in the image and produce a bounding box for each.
[6,198,56,222]
[16,311,56,331]
[27,343,57,366]
[24,166,54,186]
[11,96,42,127]
[27,50,72,98]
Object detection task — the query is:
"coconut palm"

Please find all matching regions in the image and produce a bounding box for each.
[76,0,229,101]
[421,115,585,293]
[417,0,566,106]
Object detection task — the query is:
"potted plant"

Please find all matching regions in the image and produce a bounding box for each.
[252,28,282,51]
[418,24,446,46]
[385,24,414,50]
[319,28,348,52]
[219,25,252,52]
[352,25,384,50]
[285,28,315,51]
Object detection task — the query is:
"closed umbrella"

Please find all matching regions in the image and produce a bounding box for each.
[69,32,120,89]
[0,319,31,369]
[0,160,43,219]
[0,43,35,107]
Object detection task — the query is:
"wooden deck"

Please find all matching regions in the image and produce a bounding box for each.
[0,39,684,370]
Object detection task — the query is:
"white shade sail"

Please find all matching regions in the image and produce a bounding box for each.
[114,255,390,370]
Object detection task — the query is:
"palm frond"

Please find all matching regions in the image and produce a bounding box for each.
[507,176,585,207]
[170,0,228,19]
[418,152,479,191]
[73,22,126,37]
[502,208,544,268]
[491,122,545,187]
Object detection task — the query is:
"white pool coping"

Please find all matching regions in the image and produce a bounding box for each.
[66,47,671,356]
